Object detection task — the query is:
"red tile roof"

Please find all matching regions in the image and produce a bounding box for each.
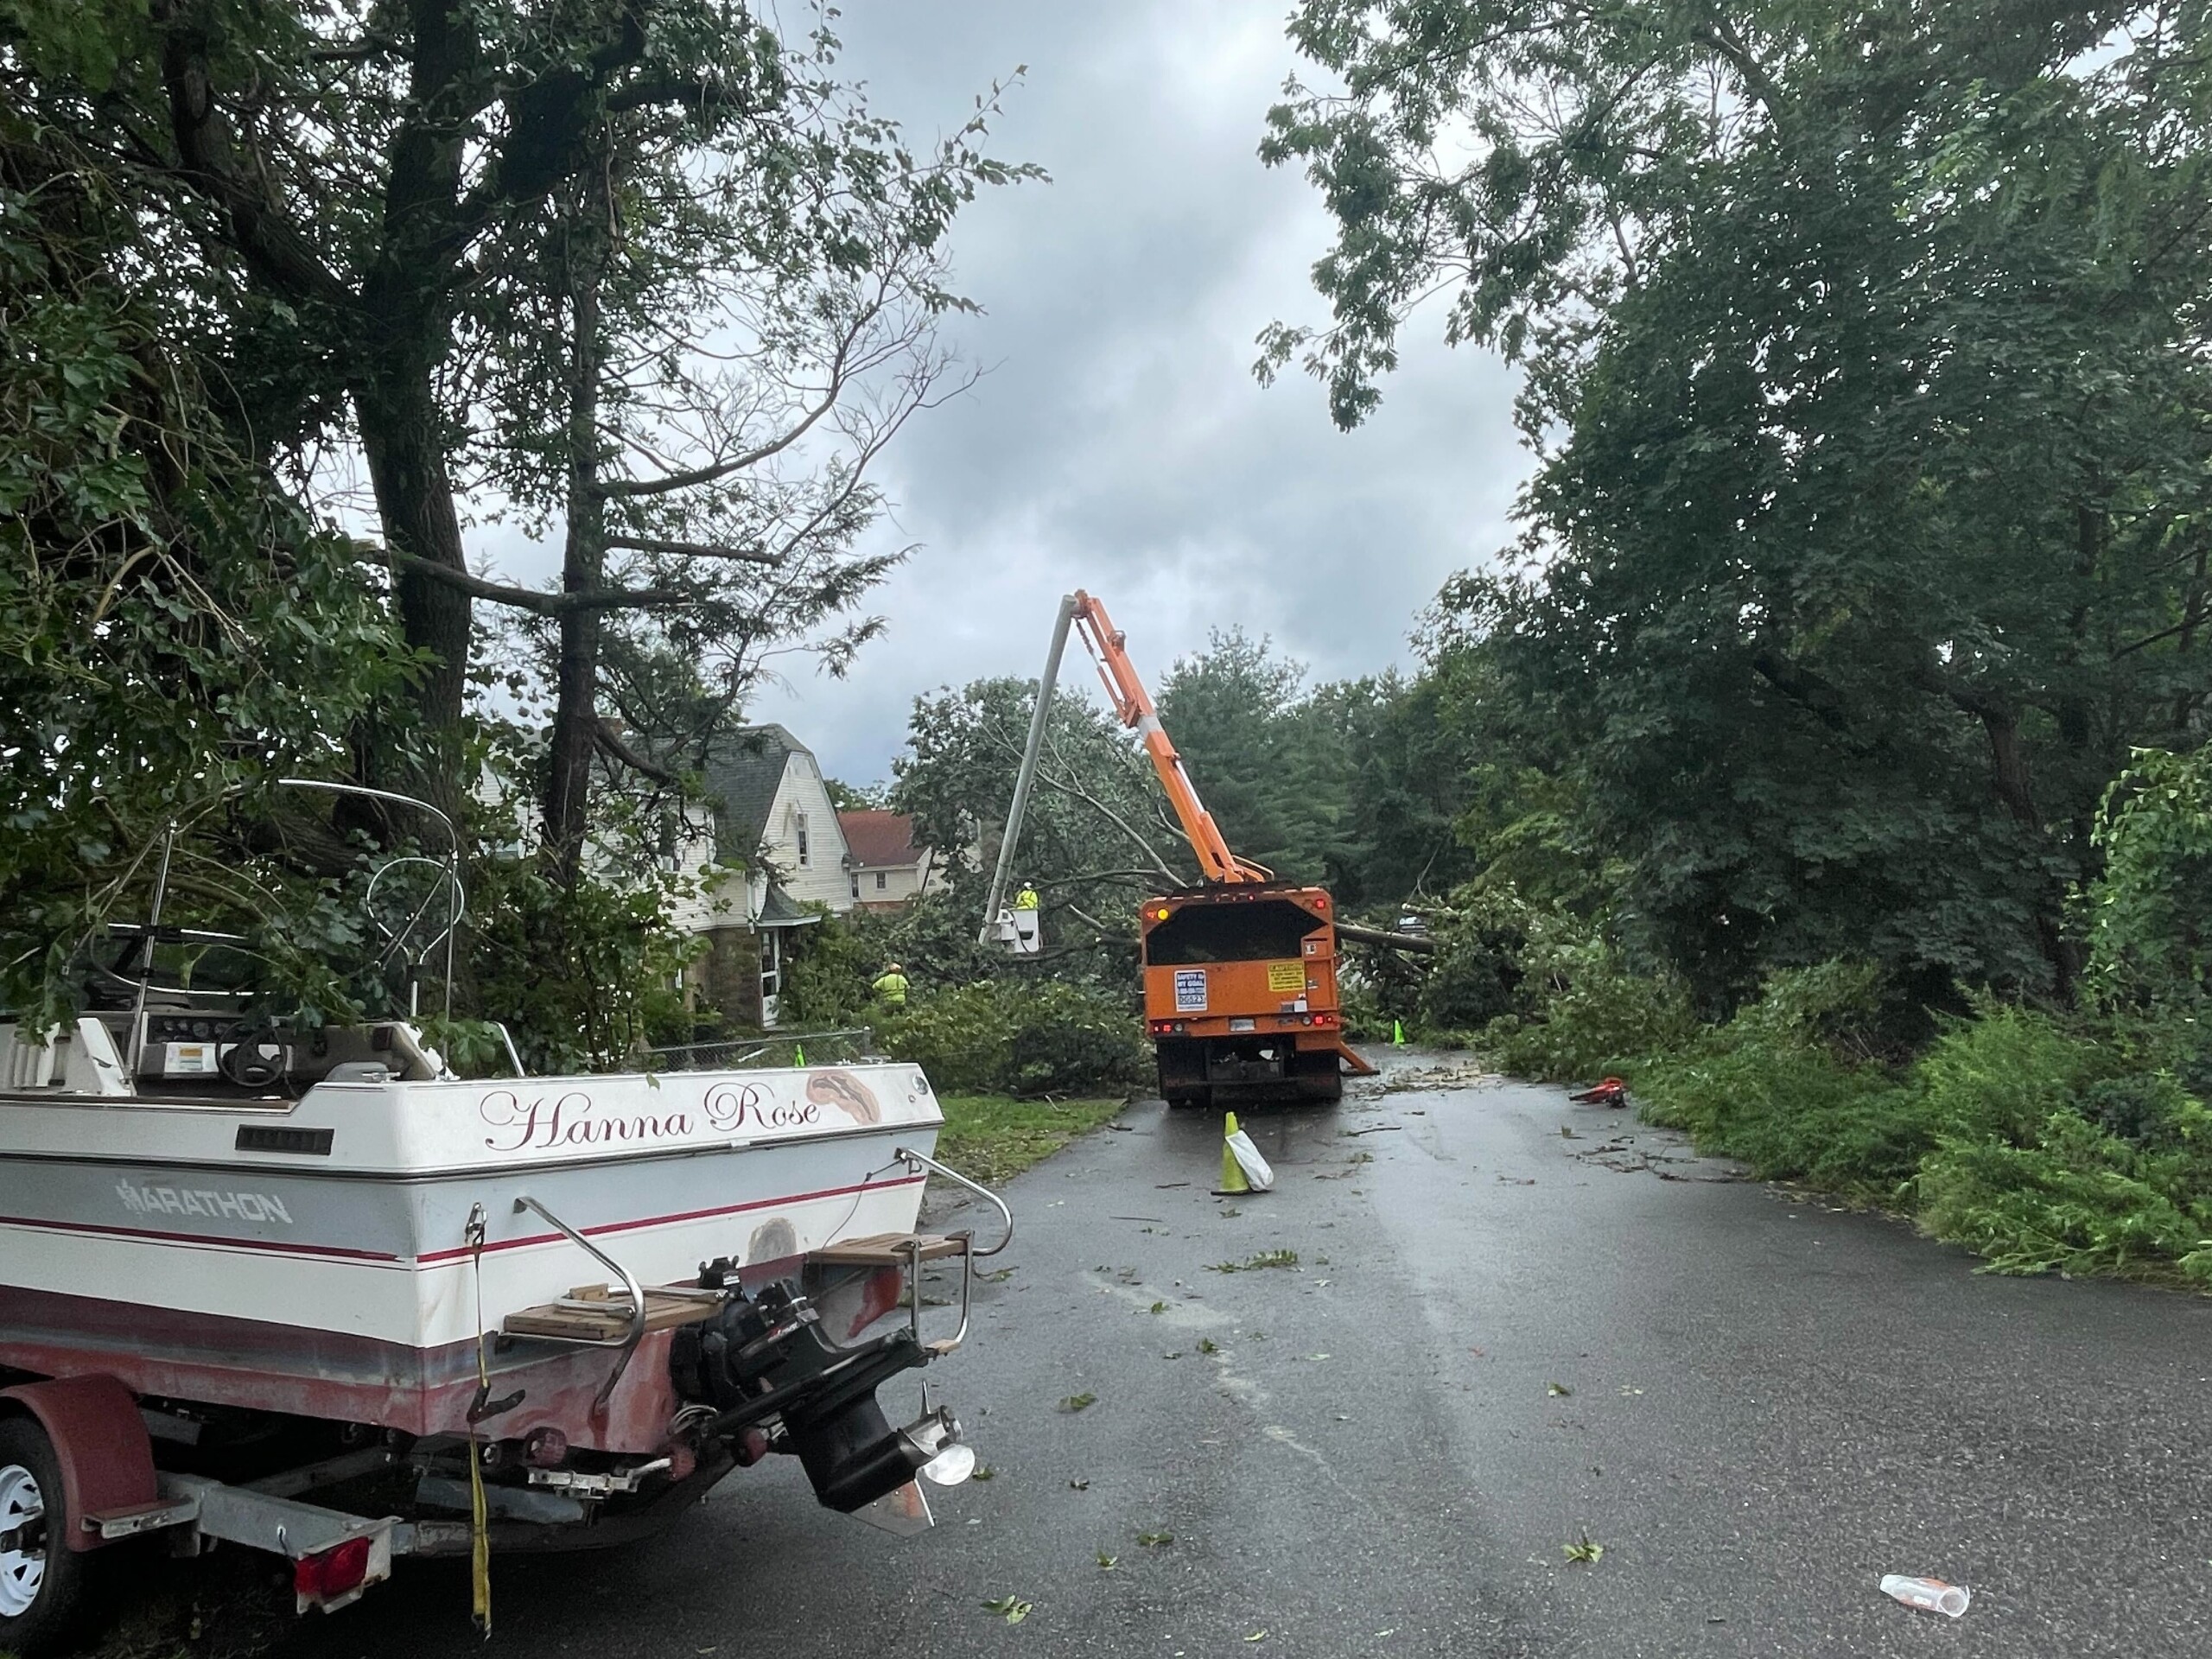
[838,810,922,868]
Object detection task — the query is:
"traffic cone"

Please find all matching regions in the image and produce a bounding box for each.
[1392,1019,1405,1046]
[1216,1111,1250,1196]
[1214,1112,1274,1195]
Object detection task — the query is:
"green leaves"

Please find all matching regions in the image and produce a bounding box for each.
[881,980,1150,1101]
[2085,748,2212,1010]
[1207,1249,1299,1274]
[981,1596,1033,1624]
[1272,0,2212,1015]
[1156,630,1347,887]
[1563,1533,1605,1564]
[0,149,409,1021]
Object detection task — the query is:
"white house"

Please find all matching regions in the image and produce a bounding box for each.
[680,724,854,1027]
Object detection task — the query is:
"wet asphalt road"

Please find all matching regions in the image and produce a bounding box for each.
[293,1051,2212,1659]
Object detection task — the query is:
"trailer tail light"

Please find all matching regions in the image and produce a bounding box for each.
[1147,1020,1188,1035]
[295,1536,372,1605]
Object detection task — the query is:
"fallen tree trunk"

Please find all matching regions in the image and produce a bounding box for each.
[1334,919,1437,955]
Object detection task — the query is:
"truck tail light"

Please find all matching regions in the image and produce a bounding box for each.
[295,1536,372,1604]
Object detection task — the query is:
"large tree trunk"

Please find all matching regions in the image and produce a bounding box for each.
[351,0,479,787]
[356,372,474,734]
[542,161,612,887]
[1968,696,2080,998]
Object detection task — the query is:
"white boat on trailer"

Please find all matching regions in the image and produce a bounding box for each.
[0,785,1005,1654]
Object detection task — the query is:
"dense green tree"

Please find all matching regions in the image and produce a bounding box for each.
[1268,3,2212,1005]
[0,22,410,1018]
[892,677,1172,982]
[1156,630,1352,886]
[13,1,1022,799]
[3,1,1022,1046]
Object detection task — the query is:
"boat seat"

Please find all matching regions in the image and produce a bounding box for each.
[809,1232,969,1267]
[0,1019,132,1095]
[501,1285,725,1342]
[297,1022,446,1084]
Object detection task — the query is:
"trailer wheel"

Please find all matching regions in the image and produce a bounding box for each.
[0,1418,98,1657]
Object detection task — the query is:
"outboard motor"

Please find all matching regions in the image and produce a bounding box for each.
[672,1281,967,1513]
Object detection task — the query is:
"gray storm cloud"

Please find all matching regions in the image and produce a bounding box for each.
[487,0,1529,784]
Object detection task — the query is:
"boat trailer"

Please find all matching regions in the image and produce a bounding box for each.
[0,1147,1009,1651]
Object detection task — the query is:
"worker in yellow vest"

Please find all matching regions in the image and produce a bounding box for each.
[1011,882,1042,954]
[871,963,910,1009]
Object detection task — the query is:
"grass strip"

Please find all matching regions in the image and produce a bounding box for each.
[936,1093,1127,1186]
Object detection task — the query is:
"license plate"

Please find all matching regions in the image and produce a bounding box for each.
[1229,1017,1256,1033]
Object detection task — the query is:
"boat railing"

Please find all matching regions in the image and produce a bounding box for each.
[634,1027,879,1072]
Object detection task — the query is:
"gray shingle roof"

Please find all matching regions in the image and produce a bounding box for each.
[753,883,821,929]
[700,723,808,864]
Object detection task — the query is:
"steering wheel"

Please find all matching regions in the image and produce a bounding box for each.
[219,1020,288,1090]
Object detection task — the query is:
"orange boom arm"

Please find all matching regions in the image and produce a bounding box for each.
[1068,591,1268,886]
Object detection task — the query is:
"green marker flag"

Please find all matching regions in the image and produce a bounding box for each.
[793,1044,807,1067]
[1391,1020,1405,1046]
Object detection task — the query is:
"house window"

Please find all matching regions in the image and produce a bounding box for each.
[795,810,810,867]
[849,873,860,899]
[760,931,781,998]
[874,871,887,891]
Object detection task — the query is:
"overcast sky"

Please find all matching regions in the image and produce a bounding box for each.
[493,0,1528,786]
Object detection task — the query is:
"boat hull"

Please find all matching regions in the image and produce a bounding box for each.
[0,1064,941,1451]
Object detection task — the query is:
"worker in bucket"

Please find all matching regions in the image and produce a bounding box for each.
[871,961,910,1009]
[1011,880,1042,954]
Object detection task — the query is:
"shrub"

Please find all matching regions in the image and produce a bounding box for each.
[776,909,881,1030]
[886,979,1148,1097]
[1477,913,1696,1081]
[1625,961,2212,1282]
[2082,746,2212,1012]
[1640,1046,1931,1198]
[1915,1003,2113,1143]
[1917,1109,2212,1284]
[1415,888,1537,1031]
[467,860,697,1073]
[1635,961,1930,1198]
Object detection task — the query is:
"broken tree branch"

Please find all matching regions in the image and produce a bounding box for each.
[386,550,696,614]
[594,717,682,784]
[605,532,779,565]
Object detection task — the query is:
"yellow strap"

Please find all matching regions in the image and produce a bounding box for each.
[468,1240,493,1637]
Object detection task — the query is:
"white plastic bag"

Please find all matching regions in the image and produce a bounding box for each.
[1225,1126,1274,1192]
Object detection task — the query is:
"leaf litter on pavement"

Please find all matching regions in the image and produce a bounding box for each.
[1209,1249,1299,1273]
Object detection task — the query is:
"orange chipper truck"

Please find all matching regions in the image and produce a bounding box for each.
[980,591,1375,1107]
